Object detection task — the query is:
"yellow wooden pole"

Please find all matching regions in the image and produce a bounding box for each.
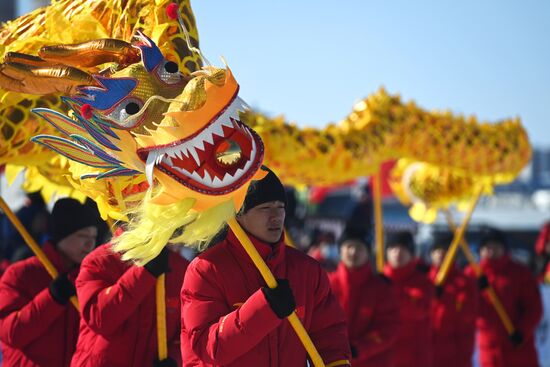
[227,217,325,367]
[443,210,515,334]
[156,275,168,360]
[372,171,384,273]
[0,196,79,310]
[434,185,483,286]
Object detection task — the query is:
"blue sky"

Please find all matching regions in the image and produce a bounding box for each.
[192,1,550,147]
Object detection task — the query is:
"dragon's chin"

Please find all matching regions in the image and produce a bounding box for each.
[137,96,264,197]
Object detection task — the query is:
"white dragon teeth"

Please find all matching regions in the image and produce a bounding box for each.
[211,175,223,188]
[202,170,213,185]
[200,128,215,145]
[187,145,201,166]
[145,151,158,187]
[194,139,205,152]
[144,96,256,188]
[210,122,225,138]
[174,147,184,160]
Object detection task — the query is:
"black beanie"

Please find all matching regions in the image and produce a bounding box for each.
[338,227,370,250]
[479,227,507,250]
[240,167,287,213]
[50,198,99,245]
[385,231,415,254]
[431,233,454,252]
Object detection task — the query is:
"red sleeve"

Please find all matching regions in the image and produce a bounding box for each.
[353,282,399,361]
[181,260,282,365]
[455,274,478,366]
[76,253,157,336]
[516,267,543,336]
[307,266,352,366]
[0,264,66,348]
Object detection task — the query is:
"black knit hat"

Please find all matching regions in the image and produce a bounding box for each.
[385,231,415,254]
[338,227,370,250]
[431,233,454,252]
[240,166,287,213]
[479,227,507,250]
[50,198,99,245]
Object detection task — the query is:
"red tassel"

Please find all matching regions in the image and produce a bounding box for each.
[166,3,179,20]
[81,104,93,119]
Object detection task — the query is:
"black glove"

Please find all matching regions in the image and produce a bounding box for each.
[144,248,171,277]
[153,357,177,367]
[350,344,358,359]
[262,279,296,319]
[509,330,524,347]
[49,273,76,305]
[477,275,489,290]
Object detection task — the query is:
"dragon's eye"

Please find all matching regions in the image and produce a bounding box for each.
[105,97,144,129]
[156,60,182,85]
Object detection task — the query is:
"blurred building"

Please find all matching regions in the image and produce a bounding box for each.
[0,0,16,22]
[497,148,550,193]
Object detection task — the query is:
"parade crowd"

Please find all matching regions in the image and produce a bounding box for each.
[0,170,549,367]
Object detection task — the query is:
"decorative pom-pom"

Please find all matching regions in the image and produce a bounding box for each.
[81,104,93,119]
[166,3,179,20]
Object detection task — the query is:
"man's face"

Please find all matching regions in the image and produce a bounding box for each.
[237,201,285,243]
[480,241,505,260]
[57,226,98,265]
[430,248,446,268]
[386,245,413,269]
[340,240,369,269]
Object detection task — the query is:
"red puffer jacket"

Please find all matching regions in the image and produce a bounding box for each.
[466,255,542,367]
[384,260,434,367]
[181,229,351,367]
[0,243,80,367]
[329,262,399,367]
[429,266,478,367]
[70,242,189,367]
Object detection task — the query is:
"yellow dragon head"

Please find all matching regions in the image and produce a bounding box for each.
[2,31,265,261]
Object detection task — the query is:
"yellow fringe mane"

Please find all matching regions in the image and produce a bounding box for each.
[111,188,235,265]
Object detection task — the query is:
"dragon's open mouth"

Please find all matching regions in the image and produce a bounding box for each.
[137,96,264,195]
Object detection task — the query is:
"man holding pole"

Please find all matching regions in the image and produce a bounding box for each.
[180,167,351,366]
[428,233,477,367]
[466,227,542,367]
[70,227,189,367]
[0,197,100,367]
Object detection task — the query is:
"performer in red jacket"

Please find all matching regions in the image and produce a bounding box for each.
[329,229,399,367]
[180,168,351,366]
[70,228,189,367]
[429,233,478,367]
[383,231,434,367]
[466,228,542,367]
[0,198,100,367]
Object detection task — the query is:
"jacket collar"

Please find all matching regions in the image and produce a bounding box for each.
[43,241,71,273]
[480,254,511,271]
[337,262,372,285]
[226,229,286,270]
[384,259,419,281]
[429,264,457,280]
